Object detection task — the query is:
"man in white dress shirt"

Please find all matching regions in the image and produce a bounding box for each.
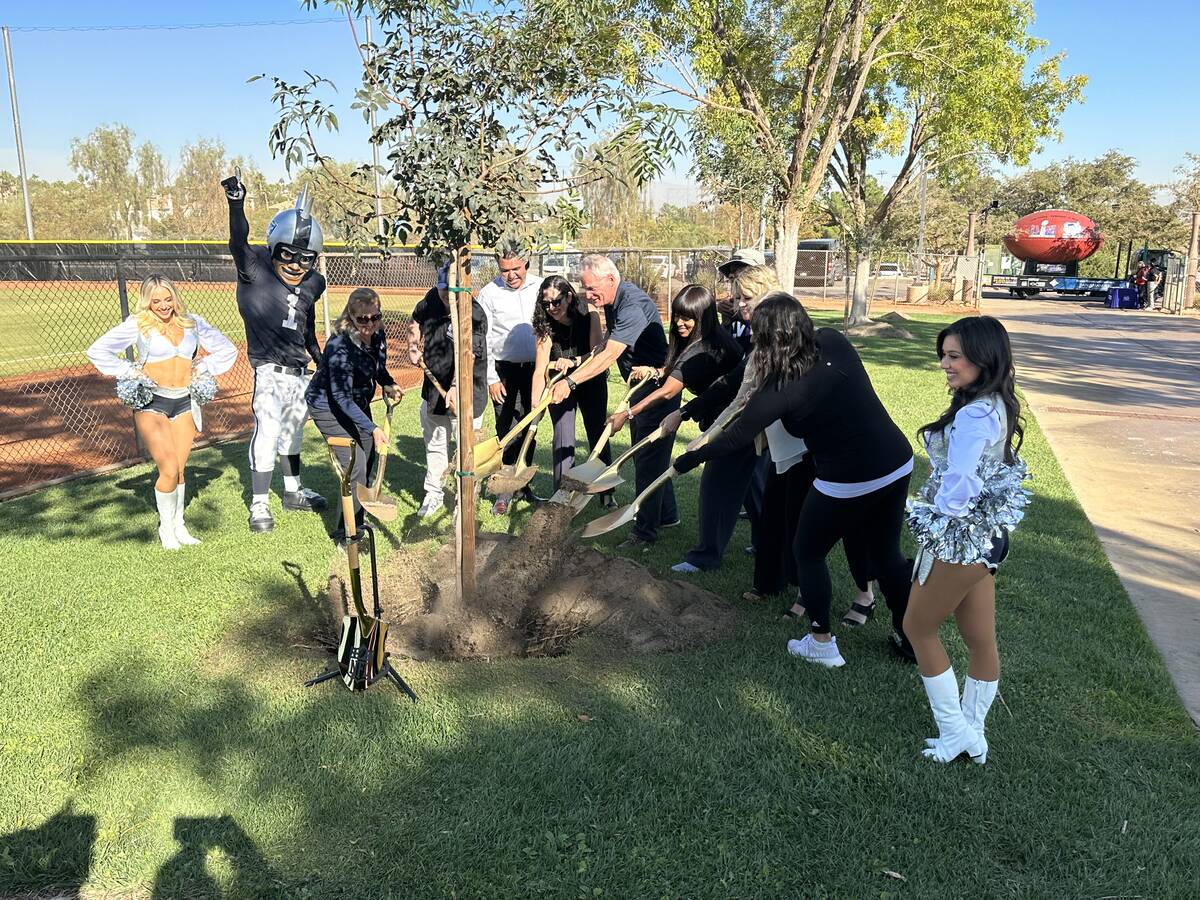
[474,236,541,513]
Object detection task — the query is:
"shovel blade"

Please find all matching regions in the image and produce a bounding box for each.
[356,482,381,506]
[583,472,624,494]
[561,458,609,489]
[360,499,399,522]
[486,464,537,497]
[580,501,638,538]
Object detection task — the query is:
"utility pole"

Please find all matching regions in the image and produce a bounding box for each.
[365,18,385,237]
[3,26,34,240]
[917,168,927,258]
[962,210,978,304]
[1187,211,1200,310]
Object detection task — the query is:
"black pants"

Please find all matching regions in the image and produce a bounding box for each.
[756,457,879,598]
[631,393,680,542]
[744,451,769,551]
[308,402,375,533]
[685,441,759,569]
[548,375,610,488]
[791,474,912,635]
[493,360,536,467]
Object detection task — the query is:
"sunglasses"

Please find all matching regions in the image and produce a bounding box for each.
[276,246,318,267]
[355,313,383,325]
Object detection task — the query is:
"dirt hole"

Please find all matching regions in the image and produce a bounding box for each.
[326,503,737,661]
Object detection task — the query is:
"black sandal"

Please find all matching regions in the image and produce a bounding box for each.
[779,601,806,621]
[840,599,877,628]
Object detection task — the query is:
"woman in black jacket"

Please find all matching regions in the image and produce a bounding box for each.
[674,293,915,666]
[306,287,402,546]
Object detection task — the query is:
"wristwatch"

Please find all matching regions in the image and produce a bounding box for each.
[565,376,578,393]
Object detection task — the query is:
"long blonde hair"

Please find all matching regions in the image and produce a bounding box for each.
[134,274,194,335]
[333,287,382,335]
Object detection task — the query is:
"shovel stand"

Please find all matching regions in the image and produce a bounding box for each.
[304,518,420,702]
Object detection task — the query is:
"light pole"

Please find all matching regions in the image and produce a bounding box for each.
[2,26,33,239]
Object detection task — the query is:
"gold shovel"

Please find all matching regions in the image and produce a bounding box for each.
[580,405,744,539]
[485,368,569,496]
[355,395,401,522]
[556,373,654,488]
[569,423,666,494]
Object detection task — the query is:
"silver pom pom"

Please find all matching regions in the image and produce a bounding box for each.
[116,371,155,409]
[190,371,219,406]
[907,457,1032,572]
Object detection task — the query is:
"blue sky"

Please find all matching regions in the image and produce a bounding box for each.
[1,0,1197,200]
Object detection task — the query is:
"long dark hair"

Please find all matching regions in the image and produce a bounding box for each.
[919,315,1024,462]
[663,284,718,374]
[749,292,818,383]
[532,275,588,339]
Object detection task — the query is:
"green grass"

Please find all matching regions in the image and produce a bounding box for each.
[1,311,1198,898]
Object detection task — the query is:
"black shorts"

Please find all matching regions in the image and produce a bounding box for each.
[144,393,191,420]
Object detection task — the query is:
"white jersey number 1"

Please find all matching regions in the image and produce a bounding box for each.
[282,294,299,331]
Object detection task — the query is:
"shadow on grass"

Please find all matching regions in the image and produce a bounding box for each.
[151,815,284,900]
[0,802,95,898]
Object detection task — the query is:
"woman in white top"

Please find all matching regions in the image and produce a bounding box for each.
[903,315,1030,765]
[87,274,237,549]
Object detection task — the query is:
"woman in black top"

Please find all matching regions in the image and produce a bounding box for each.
[306,287,401,545]
[530,276,608,493]
[675,293,915,666]
[610,284,745,571]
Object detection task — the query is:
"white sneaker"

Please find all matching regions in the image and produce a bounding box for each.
[671,561,701,574]
[417,495,443,519]
[787,634,846,668]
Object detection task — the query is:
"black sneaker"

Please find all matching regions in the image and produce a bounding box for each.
[599,493,618,510]
[889,629,917,663]
[660,518,681,529]
[282,487,327,512]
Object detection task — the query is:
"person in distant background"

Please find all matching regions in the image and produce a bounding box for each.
[1144,265,1160,310]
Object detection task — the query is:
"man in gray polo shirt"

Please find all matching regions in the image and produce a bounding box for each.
[550,253,678,548]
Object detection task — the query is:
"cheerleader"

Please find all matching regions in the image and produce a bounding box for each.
[903,316,1030,765]
[87,274,237,548]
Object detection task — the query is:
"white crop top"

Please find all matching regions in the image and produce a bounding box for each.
[87,314,238,379]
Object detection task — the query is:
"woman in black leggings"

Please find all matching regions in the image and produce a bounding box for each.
[675,293,916,666]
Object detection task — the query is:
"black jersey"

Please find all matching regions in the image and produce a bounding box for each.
[228,198,325,369]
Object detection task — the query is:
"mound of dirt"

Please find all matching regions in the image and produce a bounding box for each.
[328,503,737,661]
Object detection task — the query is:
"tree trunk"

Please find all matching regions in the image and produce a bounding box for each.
[450,246,477,606]
[846,242,874,325]
[774,201,802,295]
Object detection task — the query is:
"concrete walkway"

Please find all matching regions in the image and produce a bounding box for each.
[982,292,1200,726]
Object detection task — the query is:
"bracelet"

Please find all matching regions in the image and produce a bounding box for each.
[565,376,578,393]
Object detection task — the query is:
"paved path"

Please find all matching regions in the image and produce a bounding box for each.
[982,292,1200,726]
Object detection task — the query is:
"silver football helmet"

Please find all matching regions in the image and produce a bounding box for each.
[267,186,325,255]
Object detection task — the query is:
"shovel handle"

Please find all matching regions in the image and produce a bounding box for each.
[512,368,568,464]
[609,423,665,470]
[417,357,451,402]
[583,372,653,464]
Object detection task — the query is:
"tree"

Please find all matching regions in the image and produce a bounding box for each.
[822,0,1084,322]
[0,174,111,240]
[691,98,773,248]
[263,0,679,603]
[69,124,165,239]
[152,139,270,240]
[639,0,929,293]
